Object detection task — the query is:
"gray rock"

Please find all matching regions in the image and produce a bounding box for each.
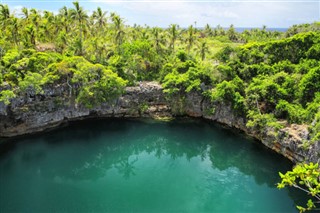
[0,82,318,164]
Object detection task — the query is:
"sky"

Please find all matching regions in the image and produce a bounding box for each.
[2,0,320,28]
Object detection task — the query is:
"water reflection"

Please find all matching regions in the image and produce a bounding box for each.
[115,156,138,179]
[0,118,307,212]
[0,118,293,184]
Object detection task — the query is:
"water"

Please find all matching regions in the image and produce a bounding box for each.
[0,118,307,213]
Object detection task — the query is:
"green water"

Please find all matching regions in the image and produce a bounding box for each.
[0,118,307,212]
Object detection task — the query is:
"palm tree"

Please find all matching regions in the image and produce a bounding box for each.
[151,27,165,54]
[0,4,11,30]
[111,13,125,51]
[58,6,70,33]
[198,40,209,61]
[168,24,179,52]
[40,10,56,42]
[92,7,107,30]
[30,9,40,30]
[10,17,19,45]
[56,31,67,52]
[130,24,142,41]
[25,24,36,47]
[204,24,213,37]
[70,1,88,40]
[215,24,225,36]
[186,25,195,53]
[21,7,29,20]
[227,24,237,41]
[0,4,10,21]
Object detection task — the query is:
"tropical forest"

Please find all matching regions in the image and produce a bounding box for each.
[0,2,319,212]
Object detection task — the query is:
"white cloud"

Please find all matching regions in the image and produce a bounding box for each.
[12,5,23,15]
[6,0,320,27]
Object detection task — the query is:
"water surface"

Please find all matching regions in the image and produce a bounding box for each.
[0,118,306,212]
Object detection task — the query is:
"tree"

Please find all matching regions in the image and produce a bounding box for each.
[21,7,29,20]
[0,4,10,23]
[92,7,107,35]
[278,163,320,213]
[70,1,88,47]
[198,40,209,61]
[25,24,36,47]
[111,13,125,52]
[227,24,237,41]
[186,25,195,53]
[58,6,70,33]
[299,67,320,105]
[151,27,165,54]
[168,24,179,52]
[30,9,40,32]
[0,4,11,33]
[204,24,213,37]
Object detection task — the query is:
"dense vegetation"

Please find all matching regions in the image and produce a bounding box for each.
[0,2,319,138]
[0,2,319,212]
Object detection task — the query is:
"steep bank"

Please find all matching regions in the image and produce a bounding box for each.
[0,82,319,164]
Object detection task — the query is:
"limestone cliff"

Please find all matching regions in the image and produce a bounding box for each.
[0,82,319,164]
[183,91,319,164]
[0,82,170,137]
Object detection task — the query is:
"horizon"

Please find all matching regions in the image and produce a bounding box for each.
[1,0,320,28]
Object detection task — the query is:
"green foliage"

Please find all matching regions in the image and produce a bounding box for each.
[278,163,320,213]
[48,56,128,108]
[247,110,284,132]
[246,75,288,113]
[0,3,318,146]
[239,32,320,64]
[0,89,15,105]
[18,72,43,94]
[209,76,246,114]
[1,49,20,67]
[121,40,159,81]
[162,59,211,96]
[299,67,320,105]
[309,108,320,143]
[216,64,234,80]
[0,47,127,108]
[28,52,62,74]
[275,100,307,124]
[272,60,296,74]
[138,102,149,113]
[215,45,235,62]
[76,69,127,108]
[306,43,320,60]
[239,63,273,80]
[285,22,320,37]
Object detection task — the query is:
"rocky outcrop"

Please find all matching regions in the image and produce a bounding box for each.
[0,82,171,137]
[0,82,319,164]
[183,92,319,164]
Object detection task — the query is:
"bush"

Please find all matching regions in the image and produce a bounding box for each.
[299,67,320,105]
[247,110,284,132]
[275,100,307,124]
[0,90,16,105]
[278,163,320,213]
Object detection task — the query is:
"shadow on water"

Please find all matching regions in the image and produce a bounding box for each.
[0,118,295,183]
[0,118,310,211]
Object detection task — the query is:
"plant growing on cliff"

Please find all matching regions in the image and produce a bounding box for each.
[246,110,284,133]
[0,89,15,105]
[277,163,320,213]
[76,68,127,108]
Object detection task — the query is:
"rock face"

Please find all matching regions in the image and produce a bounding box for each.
[0,82,170,137]
[0,82,319,164]
[183,92,319,164]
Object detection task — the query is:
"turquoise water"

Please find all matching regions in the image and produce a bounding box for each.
[0,118,306,212]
